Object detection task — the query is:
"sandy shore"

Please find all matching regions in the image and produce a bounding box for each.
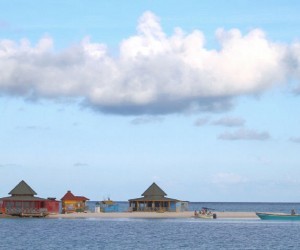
[48,211,258,219]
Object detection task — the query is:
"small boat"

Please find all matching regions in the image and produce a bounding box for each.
[95,198,119,213]
[195,207,217,219]
[197,213,215,219]
[256,212,300,221]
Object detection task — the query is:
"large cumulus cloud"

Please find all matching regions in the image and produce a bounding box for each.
[0,11,298,115]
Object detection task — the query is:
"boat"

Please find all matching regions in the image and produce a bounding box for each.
[197,213,215,219]
[194,207,217,219]
[256,212,300,221]
[95,198,119,213]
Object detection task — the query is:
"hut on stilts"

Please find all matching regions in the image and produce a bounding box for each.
[128,182,187,212]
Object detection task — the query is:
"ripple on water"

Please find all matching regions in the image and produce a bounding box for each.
[1,218,300,249]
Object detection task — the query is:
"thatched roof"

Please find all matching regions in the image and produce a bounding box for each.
[142,182,167,197]
[9,180,37,196]
[0,196,45,201]
[129,182,179,202]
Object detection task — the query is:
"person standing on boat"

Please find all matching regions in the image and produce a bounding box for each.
[291,209,296,215]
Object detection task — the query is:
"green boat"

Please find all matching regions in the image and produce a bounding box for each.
[256,212,300,221]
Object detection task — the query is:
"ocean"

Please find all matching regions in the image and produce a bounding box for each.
[2,202,300,249]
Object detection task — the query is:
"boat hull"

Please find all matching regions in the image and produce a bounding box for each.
[195,213,217,219]
[256,212,300,221]
[197,214,214,219]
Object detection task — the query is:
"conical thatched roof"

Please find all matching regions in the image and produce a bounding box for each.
[128,182,179,202]
[9,180,37,196]
[142,182,167,197]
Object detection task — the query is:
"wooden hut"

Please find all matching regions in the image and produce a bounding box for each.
[61,190,89,213]
[0,180,59,217]
[128,182,180,212]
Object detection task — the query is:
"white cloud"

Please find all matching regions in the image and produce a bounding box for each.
[218,128,270,141]
[212,116,245,127]
[194,117,210,126]
[0,11,297,115]
[289,43,300,95]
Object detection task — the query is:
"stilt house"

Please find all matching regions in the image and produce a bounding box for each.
[128,182,182,212]
[0,180,59,216]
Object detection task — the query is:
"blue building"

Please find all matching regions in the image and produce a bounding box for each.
[95,199,119,213]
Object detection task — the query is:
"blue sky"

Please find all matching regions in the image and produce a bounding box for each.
[1,0,300,202]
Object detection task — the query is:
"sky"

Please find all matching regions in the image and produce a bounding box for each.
[1,0,300,202]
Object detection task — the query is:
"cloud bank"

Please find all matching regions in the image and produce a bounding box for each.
[0,11,298,115]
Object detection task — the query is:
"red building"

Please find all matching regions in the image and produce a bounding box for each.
[0,180,59,217]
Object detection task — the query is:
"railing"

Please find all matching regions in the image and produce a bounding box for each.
[63,206,89,214]
[6,208,48,215]
[132,207,175,212]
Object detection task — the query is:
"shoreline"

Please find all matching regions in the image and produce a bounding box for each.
[48,211,258,219]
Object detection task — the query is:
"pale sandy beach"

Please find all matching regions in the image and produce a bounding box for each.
[48,211,258,219]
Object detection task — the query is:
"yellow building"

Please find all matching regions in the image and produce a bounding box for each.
[61,190,89,213]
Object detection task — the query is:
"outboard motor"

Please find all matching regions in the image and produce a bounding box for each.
[213,213,217,219]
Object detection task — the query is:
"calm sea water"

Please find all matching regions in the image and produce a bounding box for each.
[2,202,300,249]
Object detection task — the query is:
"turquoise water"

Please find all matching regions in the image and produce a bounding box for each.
[2,202,300,249]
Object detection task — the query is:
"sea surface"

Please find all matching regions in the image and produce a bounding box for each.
[2,202,300,250]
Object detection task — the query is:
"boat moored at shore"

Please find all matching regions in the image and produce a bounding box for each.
[194,207,217,219]
[256,212,300,220]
